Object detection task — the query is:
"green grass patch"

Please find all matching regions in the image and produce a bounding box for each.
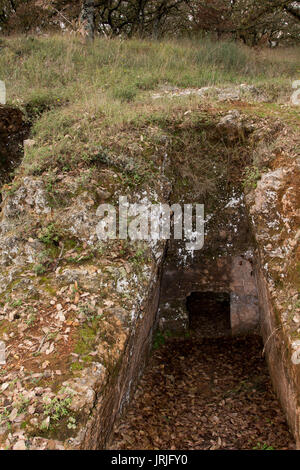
[0,34,298,176]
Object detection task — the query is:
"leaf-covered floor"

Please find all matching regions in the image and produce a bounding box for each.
[109,334,294,450]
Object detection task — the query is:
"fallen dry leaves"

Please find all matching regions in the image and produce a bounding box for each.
[109,334,294,450]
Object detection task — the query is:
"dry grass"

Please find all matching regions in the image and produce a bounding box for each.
[0,34,298,176]
[1,34,299,105]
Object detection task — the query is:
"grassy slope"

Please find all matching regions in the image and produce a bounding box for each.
[0,35,299,177]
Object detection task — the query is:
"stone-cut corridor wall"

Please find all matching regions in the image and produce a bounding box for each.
[157,191,260,336]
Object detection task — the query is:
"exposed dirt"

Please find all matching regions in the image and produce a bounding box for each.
[109,333,295,450]
[0,105,29,187]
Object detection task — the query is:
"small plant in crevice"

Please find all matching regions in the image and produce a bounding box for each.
[242,165,262,190]
[152,330,173,350]
[44,171,70,208]
[67,416,77,430]
[10,299,22,308]
[16,394,30,415]
[253,442,275,451]
[131,248,147,266]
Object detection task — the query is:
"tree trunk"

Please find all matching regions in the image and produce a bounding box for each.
[80,0,95,41]
[152,16,161,40]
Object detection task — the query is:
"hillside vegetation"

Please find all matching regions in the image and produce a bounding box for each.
[0,35,299,177]
[0,34,299,450]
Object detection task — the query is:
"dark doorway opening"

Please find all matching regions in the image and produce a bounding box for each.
[187,291,231,337]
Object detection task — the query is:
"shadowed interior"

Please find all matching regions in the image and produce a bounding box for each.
[186,291,231,337]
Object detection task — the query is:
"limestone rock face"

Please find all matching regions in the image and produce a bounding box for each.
[246,154,300,447]
[0,101,298,449]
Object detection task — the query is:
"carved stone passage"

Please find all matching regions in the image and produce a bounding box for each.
[157,190,260,336]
